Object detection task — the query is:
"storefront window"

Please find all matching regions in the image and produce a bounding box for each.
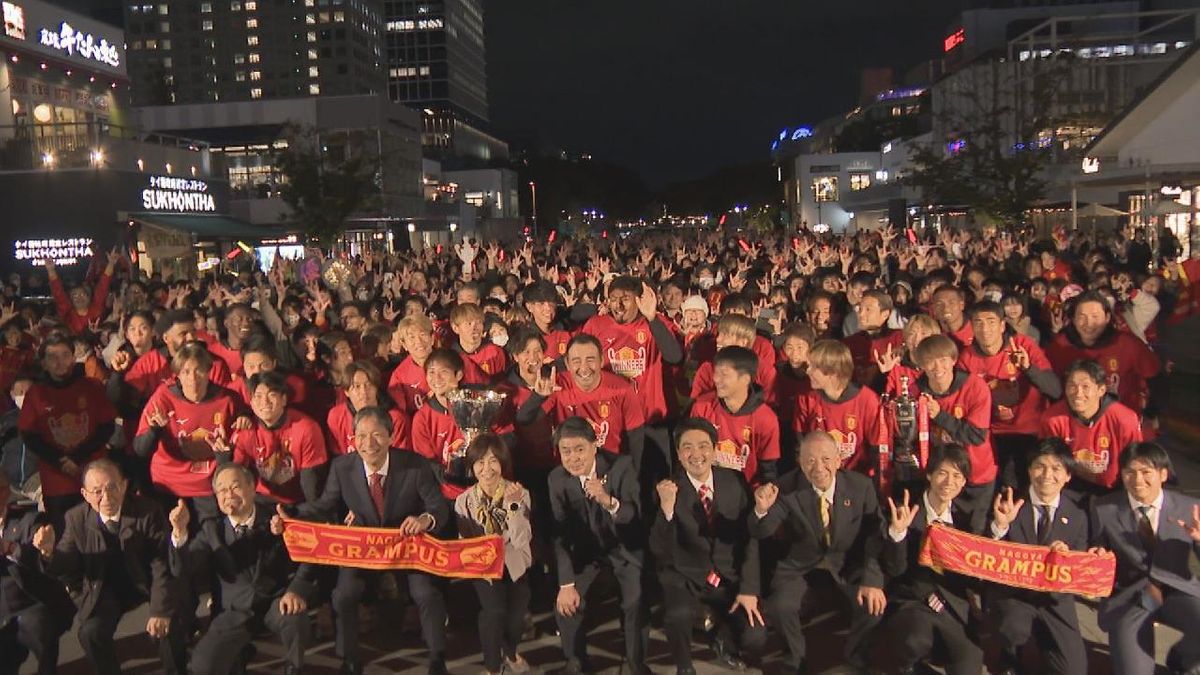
[849,173,871,191]
[812,176,838,202]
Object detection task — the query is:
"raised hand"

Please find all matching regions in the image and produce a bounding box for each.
[729,594,765,627]
[920,393,941,419]
[636,282,659,321]
[1008,337,1030,370]
[503,481,526,506]
[754,483,778,514]
[145,404,169,429]
[656,479,678,518]
[991,486,1025,531]
[1176,503,1200,542]
[584,477,614,510]
[874,344,901,374]
[533,365,557,397]
[887,489,920,537]
[32,523,55,558]
[270,504,288,535]
[168,499,189,539]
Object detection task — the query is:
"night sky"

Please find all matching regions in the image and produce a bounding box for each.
[486,0,964,186]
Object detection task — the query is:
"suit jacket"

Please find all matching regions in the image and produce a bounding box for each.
[651,467,759,595]
[171,498,316,614]
[548,452,644,585]
[50,494,175,619]
[1090,489,1200,630]
[295,448,450,534]
[883,497,982,625]
[749,469,885,588]
[1,502,75,632]
[987,494,1087,626]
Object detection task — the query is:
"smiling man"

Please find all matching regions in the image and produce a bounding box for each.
[986,438,1089,675]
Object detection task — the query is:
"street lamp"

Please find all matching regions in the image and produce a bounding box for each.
[529,181,538,238]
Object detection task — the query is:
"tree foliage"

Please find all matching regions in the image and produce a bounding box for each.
[275,124,380,247]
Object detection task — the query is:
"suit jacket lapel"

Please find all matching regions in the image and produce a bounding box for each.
[383,450,401,521]
[799,487,823,546]
[831,479,852,548]
[351,454,375,524]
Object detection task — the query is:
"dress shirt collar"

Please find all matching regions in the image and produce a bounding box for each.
[686,471,714,496]
[577,460,598,488]
[1128,489,1165,516]
[923,492,953,527]
[1029,492,1060,511]
[814,477,837,506]
[229,508,256,530]
[364,453,391,482]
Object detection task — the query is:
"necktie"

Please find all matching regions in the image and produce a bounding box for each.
[1036,505,1052,545]
[1137,505,1156,553]
[233,524,250,540]
[698,484,714,525]
[819,495,832,547]
[103,519,120,536]
[369,473,386,520]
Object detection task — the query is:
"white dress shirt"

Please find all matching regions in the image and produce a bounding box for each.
[1128,490,1166,536]
[991,493,1060,540]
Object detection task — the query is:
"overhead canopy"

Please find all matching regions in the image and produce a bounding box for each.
[1075,203,1127,217]
[128,212,289,241]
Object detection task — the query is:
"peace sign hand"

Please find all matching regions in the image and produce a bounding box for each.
[887,489,920,538]
[1008,337,1030,370]
[1176,503,1200,542]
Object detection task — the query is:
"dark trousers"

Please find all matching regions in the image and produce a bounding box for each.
[191,601,311,673]
[661,569,766,670]
[765,569,880,668]
[0,604,61,675]
[78,587,187,675]
[473,573,531,672]
[331,567,446,665]
[555,557,646,667]
[994,433,1037,492]
[1107,589,1200,675]
[992,597,1085,675]
[887,602,982,675]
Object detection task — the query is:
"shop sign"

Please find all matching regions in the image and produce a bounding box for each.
[142,175,217,213]
[944,27,965,53]
[3,2,25,40]
[13,236,94,266]
[38,21,120,68]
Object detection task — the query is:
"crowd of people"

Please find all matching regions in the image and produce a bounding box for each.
[2,223,1200,675]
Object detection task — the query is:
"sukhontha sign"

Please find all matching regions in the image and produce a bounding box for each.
[281,517,504,579]
[13,237,94,266]
[142,175,217,213]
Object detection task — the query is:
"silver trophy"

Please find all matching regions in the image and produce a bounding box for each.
[444,388,508,484]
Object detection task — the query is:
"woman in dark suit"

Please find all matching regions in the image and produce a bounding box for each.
[454,433,533,675]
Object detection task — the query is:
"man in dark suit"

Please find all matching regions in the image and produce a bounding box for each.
[549,416,647,674]
[750,430,886,674]
[882,444,985,675]
[275,406,450,675]
[653,417,766,675]
[0,468,74,675]
[172,463,315,675]
[1090,441,1200,675]
[49,458,186,675]
[987,438,1089,675]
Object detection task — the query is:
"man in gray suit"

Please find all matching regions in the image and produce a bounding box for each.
[1090,441,1200,675]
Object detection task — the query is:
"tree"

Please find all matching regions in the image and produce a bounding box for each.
[275,124,380,247]
[906,57,1069,227]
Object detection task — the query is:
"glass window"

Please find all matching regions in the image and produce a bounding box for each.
[201,2,212,11]
[812,176,839,202]
[234,53,245,63]
[849,173,871,191]
[246,18,258,28]
[308,83,320,95]
[250,88,262,99]
[157,4,168,14]
[307,49,318,59]
[248,52,260,63]
[247,35,259,45]
[250,70,261,80]
[236,71,246,81]
[245,0,256,8]
[202,20,213,30]
[308,66,319,78]
[230,1,241,10]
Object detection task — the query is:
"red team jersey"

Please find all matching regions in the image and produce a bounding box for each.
[386,355,487,414]
[325,403,411,455]
[232,408,328,504]
[884,361,923,398]
[125,348,232,400]
[580,314,671,424]
[135,383,242,498]
[689,391,780,483]
[204,338,243,379]
[1045,328,1159,415]
[918,371,997,486]
[957,333,1053,436]
[547,371,646,456]
[454,342,509,382]
[411,397,514,500]
[794,384,882,474]
[843,328,905,387]
[1039,398,1143,489]
[19,373,117,497]
[689,359,776,402]
[497,373,558,470]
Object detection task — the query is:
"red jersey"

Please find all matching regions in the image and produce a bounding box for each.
[884,360,923,398]
[454,342,509,382]
[689,391,780,483]
[917,371,996,485]
[232,409,328,504]
[541,325,574,361]
[843,328,905,388]
[227,372,309,409]
[946,320,975,349]
[768,363,811,419]
[411,396,513,500]
[124,348,232,400]
[18,370,116,497]
[135,383,243,498]
[204,337,243,379]
[497,371,557,470]
[1042,259,1073,284]
[49,272,111,335]
[0,344,33,393]
[1044,327,1160,414]
[794,383,882,474]
[957,333,1054,436]
[325,402,411,455]
[385,355,486,413]
[548,371,646,456]
[1039,398,1142,489]
[580,313,672,424]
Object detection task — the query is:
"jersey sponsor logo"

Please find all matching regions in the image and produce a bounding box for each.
[714,438,750,471]
[256,438,296,486]
[607,345,647,379]
[1073,447,1109,476]
[828,428,858,463]
[47,411,89,449]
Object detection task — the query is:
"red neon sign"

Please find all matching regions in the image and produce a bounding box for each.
[944,27,965,53]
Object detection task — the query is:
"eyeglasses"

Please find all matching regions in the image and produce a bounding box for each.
[82,484,122,498]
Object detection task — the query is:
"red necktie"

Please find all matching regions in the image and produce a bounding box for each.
[698,484,714,524]
[369,473,385,520]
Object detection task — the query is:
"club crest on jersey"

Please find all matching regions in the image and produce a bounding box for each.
[213,412,224,426]
[635,330,647,344]
[1098,436,1110,449]
[845,414,857,431]
[48,411,89,449]
[742,426,752,442]
[599,402,610,419]
[1108,358,1119,372]
[954,405,964,418]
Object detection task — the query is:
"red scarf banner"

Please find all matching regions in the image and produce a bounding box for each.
[918,523,1115,598]
[281,518,504,580]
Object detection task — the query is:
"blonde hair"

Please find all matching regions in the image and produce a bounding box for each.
[716,314,756,346]
[903,313,941,340]
[397,314,433,336]
[808,339,853,382]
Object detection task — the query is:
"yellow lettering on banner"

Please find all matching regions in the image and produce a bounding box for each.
[1031,561,1045,577]
[436,551,450,567]
[329,543,344,556]
[1058,566,1072,583]
[1012,560,1030,576]
[347,545,362,557]
[367,534,395,546]
[981,554,996,572]
[964,550,981,567]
